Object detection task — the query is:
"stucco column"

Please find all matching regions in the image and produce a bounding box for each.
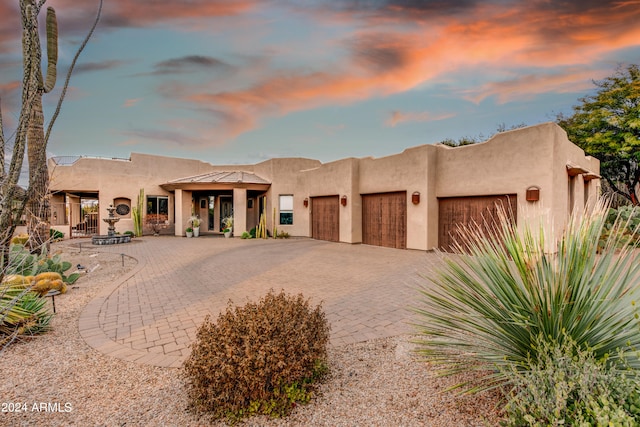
[174,189,192,236]
[233,188,247,235]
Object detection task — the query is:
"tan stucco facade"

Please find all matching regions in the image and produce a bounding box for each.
[48,122,599,251]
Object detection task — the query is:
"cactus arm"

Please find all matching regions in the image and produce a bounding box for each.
[42,7,57,93]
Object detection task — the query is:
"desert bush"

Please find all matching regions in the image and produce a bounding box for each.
[182,290,330,423]
[413,199,640,395]
[502,333,640,426]
[600,205,640,248]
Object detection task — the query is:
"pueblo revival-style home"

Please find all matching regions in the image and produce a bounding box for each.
[48,123,600,251]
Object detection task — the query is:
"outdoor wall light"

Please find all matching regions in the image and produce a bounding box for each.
[526,186,540,202]
[341,195,348,206]
[303,198,309,207]
[412,191,420,205]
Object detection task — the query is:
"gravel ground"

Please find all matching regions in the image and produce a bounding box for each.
[0,243,504,426]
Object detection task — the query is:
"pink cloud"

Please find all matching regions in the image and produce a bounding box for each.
[123,98,141,108]
[172,0,637,140]
[3,0,634,148]
[461,70,606,105]
[386,111,457,127]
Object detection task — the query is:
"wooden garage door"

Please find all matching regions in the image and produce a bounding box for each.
[311,196,339,242]
[438,194,517,251]
[362,192,407,249]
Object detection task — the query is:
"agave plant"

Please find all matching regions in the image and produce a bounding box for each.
[413,199,640,393]
[1,284,52,351]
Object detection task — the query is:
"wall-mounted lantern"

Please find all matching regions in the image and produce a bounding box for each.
[303,198,309,208]
[341,195,348,206]
[526,186,540,202]
[412,191,421,205]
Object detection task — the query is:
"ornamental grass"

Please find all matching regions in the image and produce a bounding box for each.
[413,199,640,394]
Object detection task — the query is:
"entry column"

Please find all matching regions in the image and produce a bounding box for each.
[175,189,192,236]
[233,188,247,235]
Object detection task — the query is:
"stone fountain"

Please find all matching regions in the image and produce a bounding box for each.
[91,204,131,245]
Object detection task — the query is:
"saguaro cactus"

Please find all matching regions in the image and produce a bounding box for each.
[24,1,59,250]
[0,0,102,273]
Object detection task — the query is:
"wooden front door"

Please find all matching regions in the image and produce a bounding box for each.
[311,196,339,242]
[438,194,517,252]
[362,191,407,249]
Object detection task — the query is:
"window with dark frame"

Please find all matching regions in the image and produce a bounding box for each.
[147,196,169,223]
[279,195,293,225]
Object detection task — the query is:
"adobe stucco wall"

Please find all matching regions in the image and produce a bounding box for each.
[49,153,228,235]
[296,158,359,242]
[254,158,321,237]
[435,122,599,247]
[47,122,599,249]
[358,145,437,250]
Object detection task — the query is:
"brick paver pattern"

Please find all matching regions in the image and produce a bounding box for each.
[77,237,438,367]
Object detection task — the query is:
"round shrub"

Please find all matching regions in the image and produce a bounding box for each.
[182,290,330,422]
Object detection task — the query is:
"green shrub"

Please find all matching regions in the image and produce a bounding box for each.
[124,230,134,237]
[413,199,640,393]
[600,205,640,249]
[277,231,290,239]
[182,290,330,423]
[502,333,640,426]
[249,227,256,238]
[240,231,250,239]
[49,229,64,241]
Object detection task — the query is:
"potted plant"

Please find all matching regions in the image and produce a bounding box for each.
[222,216,233,237]
[190,216,201,237]
[186,227,193,238]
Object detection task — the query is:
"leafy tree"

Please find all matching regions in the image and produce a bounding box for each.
[557,64,640,205]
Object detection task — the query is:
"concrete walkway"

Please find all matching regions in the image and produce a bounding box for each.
[76,236,437,368]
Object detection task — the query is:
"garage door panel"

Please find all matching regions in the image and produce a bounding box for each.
[362,192,406,249]
[438,195,517,252]
[311,196,339,242]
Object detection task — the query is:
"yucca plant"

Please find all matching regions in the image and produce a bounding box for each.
[413,199,640,393]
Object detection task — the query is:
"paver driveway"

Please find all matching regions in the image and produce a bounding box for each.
[78,236,438,367]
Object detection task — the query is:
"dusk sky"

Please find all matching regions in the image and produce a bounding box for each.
[1,0,639,167]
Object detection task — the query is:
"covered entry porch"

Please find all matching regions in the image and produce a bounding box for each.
[161,171,270,237]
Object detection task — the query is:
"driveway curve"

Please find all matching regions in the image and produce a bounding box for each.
[77,236,436,367]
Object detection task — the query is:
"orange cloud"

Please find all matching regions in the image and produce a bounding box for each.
[37,0,634,147]
[386,111,457,127]
[83,0,257,28]
[461,70,605,105]
[123,98,141,108]
[0,80,20,94]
